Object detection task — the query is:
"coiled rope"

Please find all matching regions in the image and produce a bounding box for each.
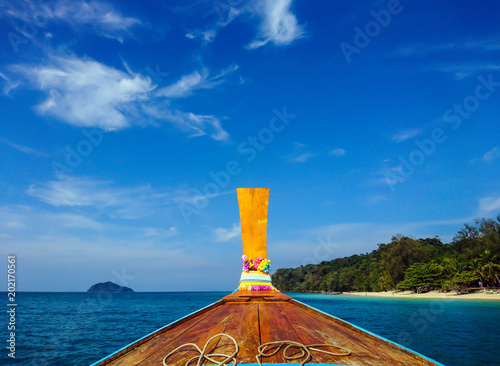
[162,333,238,366]
[162,333,351,366]
[256,340,351,366]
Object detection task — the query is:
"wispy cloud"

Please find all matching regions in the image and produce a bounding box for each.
[211,223,241,242]
[28,176,121,208]
[172,188,234,205]
[0,205,105,232]
[11,55,154,131]
[9,54,233,141]
[479,196,500,215]
[0,72,19,95]
[395,39,500,57]
[393,39,500,79]
[156,64,238,98]
[0,137,49,157]
[3,0,141,43]
[391,128,421,143]
[182,0,303,49]
[288,143,316,163]
[186,29,218,44]
[484,146,500,163]
[144,226,178,238]
[26,176,173,220]
[142,107,230,142]
[329,148,346,157]
[0,204,203,291]
[183,0,242,45]
[247,0,304,49]
[291,153,315,163]
[426,63,500,80]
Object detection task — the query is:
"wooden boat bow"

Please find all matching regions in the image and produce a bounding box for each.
[90,188,444,366]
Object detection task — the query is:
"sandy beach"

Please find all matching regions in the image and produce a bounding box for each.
[343,291,500,300]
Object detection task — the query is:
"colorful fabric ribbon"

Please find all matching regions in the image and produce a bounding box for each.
[238,254,276,291]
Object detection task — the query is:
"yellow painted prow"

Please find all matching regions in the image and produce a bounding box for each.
[237,188,269,259]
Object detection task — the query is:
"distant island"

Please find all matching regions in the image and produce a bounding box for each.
[87,281,134,293]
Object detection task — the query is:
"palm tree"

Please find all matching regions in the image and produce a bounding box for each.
[441,257,459,279]
[481,251,500,287]
[469,258,485,291]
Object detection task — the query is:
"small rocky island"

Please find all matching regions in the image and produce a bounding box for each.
[87,281,134,293]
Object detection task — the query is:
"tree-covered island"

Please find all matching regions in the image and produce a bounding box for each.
[272,216,500,294]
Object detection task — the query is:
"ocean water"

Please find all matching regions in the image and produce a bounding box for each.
[1,292,499,366]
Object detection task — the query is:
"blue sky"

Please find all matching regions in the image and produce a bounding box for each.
[0,0,499,291]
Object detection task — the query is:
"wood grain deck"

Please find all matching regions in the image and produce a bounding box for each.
[93,291,441,365]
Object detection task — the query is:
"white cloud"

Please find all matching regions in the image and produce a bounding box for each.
[484,146,500,163]
[479,196,500,215]
[288,143,316,163]
[27,176,118,207]
[12,55,154,131]
[212,223,241,242]
[247,0,304,49]
[0,72,19,95]
[3,0,141,43]
[182,0,304,49]
[426,64,500,80]
[53,213,106,230]
[391,128,421,143]
[185,29,217,44]
[156,65,238,98]
[172,188,234,205]
[329,148,346,157]
[144,227,178,238]
[0,137,49,157]
[395,39,500,57]
[142,107,230,142]
[184,3,242,45]
[292,153,315,163]
[10,54,233,140]
[26,176,171,220]
[157,69,210,98]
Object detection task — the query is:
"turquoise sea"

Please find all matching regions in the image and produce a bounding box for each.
[2,292,500,366]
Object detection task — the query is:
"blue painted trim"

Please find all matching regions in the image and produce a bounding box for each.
[89,299,223,366]
[291,298,446,366]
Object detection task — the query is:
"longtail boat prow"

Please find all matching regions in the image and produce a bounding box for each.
[91,188,445,366]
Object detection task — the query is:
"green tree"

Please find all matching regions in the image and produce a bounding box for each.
[469,258,485,290]
[380,235,437,287]
[450,271,479,294]
[397,261,443,293]
[481,250,500,287]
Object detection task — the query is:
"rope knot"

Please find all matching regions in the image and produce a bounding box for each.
[163,333,238,366]
[256,340,351,366]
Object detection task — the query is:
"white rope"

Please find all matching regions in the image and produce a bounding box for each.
[162,333,238,366]
[256,340,351,366]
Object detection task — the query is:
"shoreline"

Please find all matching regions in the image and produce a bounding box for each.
[341,290,500,300]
